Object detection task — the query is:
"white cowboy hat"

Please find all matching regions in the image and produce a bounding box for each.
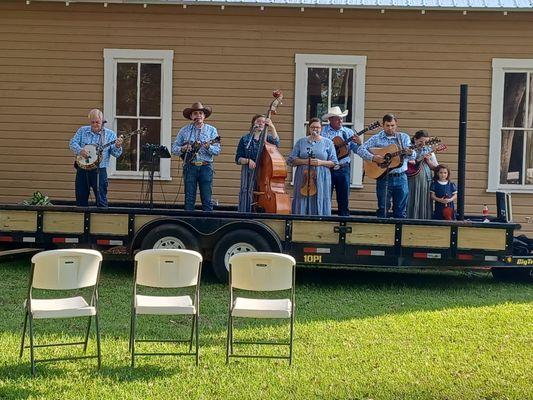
[322,106,349,120]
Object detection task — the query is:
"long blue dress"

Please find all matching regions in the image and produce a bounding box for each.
[235,133,280,212]
[430,180,458,220]
[287,137,338,216]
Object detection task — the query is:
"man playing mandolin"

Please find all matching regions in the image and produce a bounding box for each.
[69,108,123,208]
[172,102,221,211]
[357,114,415,218]
[321,106,362,217]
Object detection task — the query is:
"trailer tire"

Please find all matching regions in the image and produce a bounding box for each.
[140,224,200,252]
[491,267,532,283]
[212,229,272,282]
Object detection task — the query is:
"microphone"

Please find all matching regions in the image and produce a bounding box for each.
[102,120,107,124]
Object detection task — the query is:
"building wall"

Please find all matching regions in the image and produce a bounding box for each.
[0,1,532,235]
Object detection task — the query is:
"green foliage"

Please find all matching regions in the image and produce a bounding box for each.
[21,191,52,206]
[0,260,531,400]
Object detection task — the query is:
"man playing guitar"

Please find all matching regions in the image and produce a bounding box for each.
[172,102,221,211]
[320,106,362,216]
[357,114,416,218]
[69,109,123,207]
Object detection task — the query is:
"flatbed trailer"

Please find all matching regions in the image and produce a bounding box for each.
[0,203,530,282]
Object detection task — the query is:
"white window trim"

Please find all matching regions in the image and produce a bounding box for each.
[294,54,367,187]
[488,58,533,193]
[104,49,173,180]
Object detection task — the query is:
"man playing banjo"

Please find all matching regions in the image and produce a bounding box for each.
[69,108,123,207]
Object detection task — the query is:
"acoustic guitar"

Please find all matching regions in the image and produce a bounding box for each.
[74,128,146,170]
[332,120,381,160]
[363,137,441,180]
[406,143,447,177]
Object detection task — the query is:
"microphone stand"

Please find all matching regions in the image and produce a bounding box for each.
[305,147,314,216]
[95,121,105,208]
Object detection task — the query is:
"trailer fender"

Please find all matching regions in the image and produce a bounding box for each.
[131,219,201,253]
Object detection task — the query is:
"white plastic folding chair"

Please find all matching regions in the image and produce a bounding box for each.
[226,252,296,365]
[130,249,203,367]
[19,249,103,375]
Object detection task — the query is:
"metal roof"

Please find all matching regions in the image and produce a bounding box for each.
[33,0,533,10]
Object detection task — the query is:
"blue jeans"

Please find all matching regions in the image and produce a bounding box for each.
[75,167,108,207]
[331,165,351,216]
[184,163,213,211]
[376,173,409,218]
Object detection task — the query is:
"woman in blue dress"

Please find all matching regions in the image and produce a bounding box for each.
[430,164,458,220]
[287,118,338,216]
[235,114,279,212]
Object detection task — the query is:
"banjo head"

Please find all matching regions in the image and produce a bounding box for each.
[76,144,101,170]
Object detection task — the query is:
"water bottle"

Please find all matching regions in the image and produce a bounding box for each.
[482,204,489,222]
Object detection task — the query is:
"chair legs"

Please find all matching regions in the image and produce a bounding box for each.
[95,313,102,369]
[28,315,35,376]
[19,310,28,359]
[225,312,233,364]
[83,316,92,353]
[130,312,199,367]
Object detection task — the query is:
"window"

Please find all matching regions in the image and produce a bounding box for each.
[294,54,367,186]
[104,49,173,180]
[489,59,533,192]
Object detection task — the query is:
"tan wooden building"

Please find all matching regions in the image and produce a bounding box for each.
[0,0,532,235]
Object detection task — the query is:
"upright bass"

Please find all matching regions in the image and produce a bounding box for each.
[246,90,291,214]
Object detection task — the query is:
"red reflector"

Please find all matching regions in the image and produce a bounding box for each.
[97,239,109,245]
[303,247,317,253]
[458,253,474,260]
[357,249,371,256]
[0,236,14,242]
[52,237,66,243]
[413,252,427,259]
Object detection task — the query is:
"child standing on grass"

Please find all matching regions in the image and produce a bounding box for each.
[430,164,457,220]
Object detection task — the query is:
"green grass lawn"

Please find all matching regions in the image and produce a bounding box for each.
[0,258,531,400]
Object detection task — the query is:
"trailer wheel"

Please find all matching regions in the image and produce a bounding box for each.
[212,229,272,282]
[491,267,532,283]
[140,224,199,251]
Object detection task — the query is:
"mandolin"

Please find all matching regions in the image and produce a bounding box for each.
[181,136,221,164]
[363,137,441,180]
[75,128,146,170]
[332,120,381,160]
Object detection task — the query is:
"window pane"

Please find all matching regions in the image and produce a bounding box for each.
[307,68,328,121]
[331,68,353,123]
[116,118,138,171]
[140,63,161,117]
[116,63,138,116]
[526,131,533,184]
[139,119,162,172]
[499,129,523,185]
[502,72,526,128]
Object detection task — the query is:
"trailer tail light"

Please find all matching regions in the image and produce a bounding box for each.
[52,237,79,244]
[413,252,442,259]
[457,253,473,260]
[357,249,385,256]
[96,239,123,246]
[303,247,330,254]
[22,237,36,242]
[0,236,13,242]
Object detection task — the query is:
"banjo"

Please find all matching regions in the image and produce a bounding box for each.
[74,128,145,170]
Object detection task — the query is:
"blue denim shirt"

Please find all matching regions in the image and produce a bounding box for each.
[69,126,122,168]
[172,123,221,163]
[320,125,359,166]
[357,130,416,174]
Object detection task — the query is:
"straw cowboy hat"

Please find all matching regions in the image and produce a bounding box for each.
[183,102,212,120]
[322,106,349,120]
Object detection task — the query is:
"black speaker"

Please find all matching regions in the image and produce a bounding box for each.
[496,191,512,222]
